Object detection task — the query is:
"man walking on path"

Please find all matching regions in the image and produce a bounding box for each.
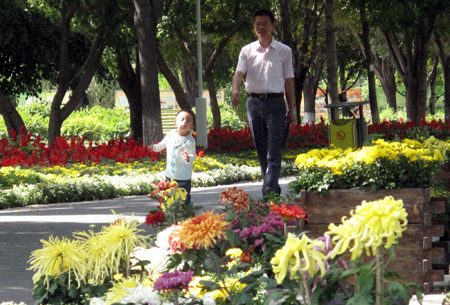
[232,9,295,197]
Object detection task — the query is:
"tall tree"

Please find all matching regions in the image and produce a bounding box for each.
[40,0,122,145]
[324,0,339,113]
[134,0,164,145]
[277,0,325,125]
[359,0,379,123]
[0,0,60,137]
[371,0,447,123]
[434,14,450,122]
[158,0,265,130]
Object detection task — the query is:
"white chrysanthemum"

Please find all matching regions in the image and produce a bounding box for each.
[89,297,106,305]
[203,292,217,305]
[130,246,170,275]
[121,283,160,305]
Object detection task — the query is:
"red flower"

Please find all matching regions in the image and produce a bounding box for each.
[218,187,250,211]
[145,211,166,227]
[270,203,307,222]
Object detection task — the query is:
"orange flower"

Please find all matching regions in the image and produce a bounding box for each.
[271,203,307,222]
[177,211,230,249]
[218,187,250,211]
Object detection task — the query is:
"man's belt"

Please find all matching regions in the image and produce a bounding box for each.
[248,93,284,99]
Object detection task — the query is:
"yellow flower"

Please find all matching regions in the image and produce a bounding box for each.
[105,276,152,305]
[28,236,87,288]
[187,275,212,298]
[226,248,243,259]
[177,211,229,249]
[326,196,408,260]
[270,234,327,284]
[94,216,146,274]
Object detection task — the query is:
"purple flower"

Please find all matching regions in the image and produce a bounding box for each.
[153,270,194,293]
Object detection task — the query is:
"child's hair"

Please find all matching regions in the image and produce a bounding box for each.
[176,109,196,127]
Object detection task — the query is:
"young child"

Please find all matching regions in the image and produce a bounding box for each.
[148,109,196,205]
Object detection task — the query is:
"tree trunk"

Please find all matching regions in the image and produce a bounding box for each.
[48,0,79,145]
[382,25,433,124]
[374,56,397,111]
[303,64,324,125]
[444,68,450,122]
[303,82,317,125]
[134,0,163,145]
[157,48,191,111]
[359,0,379,124]
[182,63,198,108]
[60,29,107,122]
[428,57,438,115]
[117,49,142,140]
[325,0,339,120]
[0,90,26,137]
[434,31,450,122]
[203,21,244,130]
[205,70,220,129]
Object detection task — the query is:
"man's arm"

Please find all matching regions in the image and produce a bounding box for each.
[284,77,295,123]
[232,71,244,105]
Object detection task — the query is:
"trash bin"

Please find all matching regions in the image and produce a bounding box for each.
[329,119,358,149]
[324,101,369,149]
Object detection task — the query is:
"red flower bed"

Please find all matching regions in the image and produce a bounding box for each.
[287,118,328,149]
[206,119,329,152]
[0,126,160,167]
[206,126,254,152]
[3,118,450,168]
[368,118,450,140]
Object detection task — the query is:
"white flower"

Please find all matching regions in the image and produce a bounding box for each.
[130,246,170,276]
[89,297,106,305]
[155,226,177,251]
[202,293,216,305]
[121,283,161,305]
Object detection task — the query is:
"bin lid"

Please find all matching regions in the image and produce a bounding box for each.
[323,101,369,109]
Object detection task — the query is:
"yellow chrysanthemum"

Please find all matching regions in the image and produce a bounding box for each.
[226,248,243,259]
[187,275,212,298]
[104,276,152,305]
[326,196,408,260]
[294,136,450,175]
[270,234,327,284]
[28,236,87,288]
[94,217,146,274]
[177,211,230,249]
[74,230,111,283]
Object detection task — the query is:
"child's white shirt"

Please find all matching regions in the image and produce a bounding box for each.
[152,130,196,180]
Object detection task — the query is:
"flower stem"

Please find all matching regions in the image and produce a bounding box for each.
[173,290,179,305]
[302,275,311,305]
[375,246,384,305]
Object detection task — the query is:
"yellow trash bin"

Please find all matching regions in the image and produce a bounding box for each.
[329,119,357,149]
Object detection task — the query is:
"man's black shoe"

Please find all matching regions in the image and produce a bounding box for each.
[263,187,280,197]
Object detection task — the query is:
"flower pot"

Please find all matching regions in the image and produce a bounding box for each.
[292,188,446,292]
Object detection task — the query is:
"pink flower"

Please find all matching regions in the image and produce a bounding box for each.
[153,270,194,293]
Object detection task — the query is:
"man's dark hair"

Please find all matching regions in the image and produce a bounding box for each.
[254,9,275,23]
[176,109,196,126]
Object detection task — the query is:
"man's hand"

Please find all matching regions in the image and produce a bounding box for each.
[232,71,244,106]
[231,91,240,105]
[286,111,295,125]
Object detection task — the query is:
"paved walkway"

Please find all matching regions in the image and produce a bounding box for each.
[0,178,295,304]
[0,177,447,304]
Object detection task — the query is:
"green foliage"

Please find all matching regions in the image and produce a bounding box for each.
[0,150,299,209]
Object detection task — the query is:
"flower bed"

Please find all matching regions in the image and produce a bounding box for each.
[290,136,450,194]
[25,185,421,305]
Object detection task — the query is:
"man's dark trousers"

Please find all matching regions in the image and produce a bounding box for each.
[246,95,286,195]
